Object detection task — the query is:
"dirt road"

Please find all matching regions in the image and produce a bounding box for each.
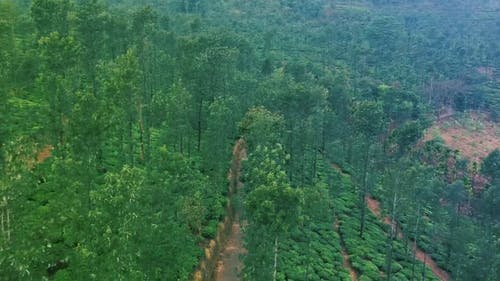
[214,139,246,281]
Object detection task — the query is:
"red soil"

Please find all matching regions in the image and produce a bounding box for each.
[365,197,402,238]
[36,145,53,163]
[27,145,52,168]
[215,139,247,281]
[342,247,358,281]
[424,113,500,163]
[215,216,246,281]
[366,196,381,217]
[414,245,450,281]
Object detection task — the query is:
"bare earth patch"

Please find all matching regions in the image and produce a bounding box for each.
[215,216,246,281]
[36,145,53,163]
[414,246,450,281]
[424,113,500,163]
[215,139,247,281]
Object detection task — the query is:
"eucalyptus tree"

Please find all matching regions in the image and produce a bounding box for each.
[244,145,302,281]
[36,32,80,156]
[256,67,328,186]
[0,0,18,173]
[351,100,386,238]
[130,6,160,164]
[239,106,285,152]
[74,0,108,93]
[101,49,142,166]
[31,0,72,37]
[178,33,238,153]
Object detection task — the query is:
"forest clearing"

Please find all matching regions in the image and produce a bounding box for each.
[424,113,500,163]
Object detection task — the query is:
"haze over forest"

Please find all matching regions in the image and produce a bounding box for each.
[0,0,499,280]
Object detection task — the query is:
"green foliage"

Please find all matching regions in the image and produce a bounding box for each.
[239,106,284,151]
[31,0,72,36]
[277,223,350,281]
[1,0,499,279]
[243,144,303,280]
[481,149,500,181]
[352,100,386,139]
[389,120,423,154]
[332,170,442,281]
[245,145,302,232]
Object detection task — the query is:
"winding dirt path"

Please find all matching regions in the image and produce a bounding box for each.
[365,196,450,281]
[334,219,358,281]
[214,139,247,281]
[214,216,245,281]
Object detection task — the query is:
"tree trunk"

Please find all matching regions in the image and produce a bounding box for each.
[427,77,433,106]
[6,207,10,241]
[197,98,203,153]
[128,117,134,165]
[138,103,145,163]
[359,142,370,238]
[421,254,427,281]
[1,209,4,242]
[312,148,317,184]
[180,134,184,154]
[359,193,366,238]
[304,240,311,281]
[411,205,421,280]
[273,236,279,281]
[386,192,398,281]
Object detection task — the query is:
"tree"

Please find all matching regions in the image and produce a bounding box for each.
[3,158,87,279]
[101,49,142,165]
[202,96,240,184]
[351,100,386,238]
[388,120,423,156]
[178,34,238,153]
[131,5,159,164]
[481,149,500,181]
[0,0,19,180]
[31,0,72,37]
[36,32,80,155]
[74,0,108,93]
[89,166,145,280]
[244,145,302,281]
[479,149,500,222]
[0,1,17,90]
[256,69,328,186]
[162,81,195,155]
[239,106,284,152]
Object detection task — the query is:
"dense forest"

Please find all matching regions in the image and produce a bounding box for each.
[0,0,499,280]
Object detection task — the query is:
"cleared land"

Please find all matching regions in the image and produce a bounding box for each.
[424,112,500,163]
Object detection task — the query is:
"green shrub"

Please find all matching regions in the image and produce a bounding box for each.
[317,267,334,280]
[387,261,403,273]
[358,274,373,281]
[54,270,71,281]
[201,219,218,238]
